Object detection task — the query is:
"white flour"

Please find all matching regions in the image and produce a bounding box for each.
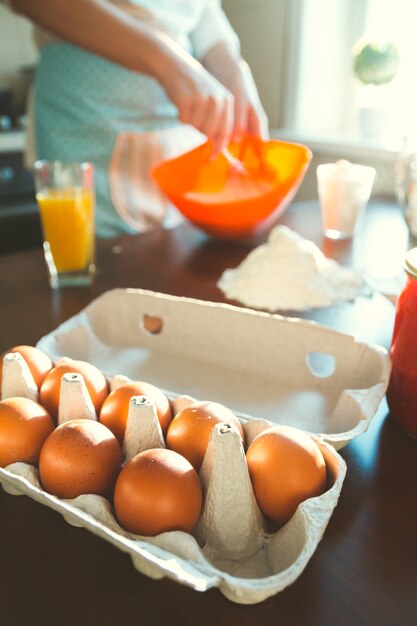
[218,226,363,311]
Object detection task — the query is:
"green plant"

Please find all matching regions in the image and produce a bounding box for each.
[352,39,400,86]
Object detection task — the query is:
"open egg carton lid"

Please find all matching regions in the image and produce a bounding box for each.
[0,288,389,603]
[37,288,391,450]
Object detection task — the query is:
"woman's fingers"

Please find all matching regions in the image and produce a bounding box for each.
[215,58,269,141]
[246,105,269,140]
[159,46,270,149]
[161,55,234,152]
[182,90,234,154]
[231,107,247,143]
[204,93,234,155]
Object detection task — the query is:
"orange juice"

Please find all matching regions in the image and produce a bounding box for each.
[37,188,95,272]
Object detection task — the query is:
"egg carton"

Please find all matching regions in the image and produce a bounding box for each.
[0,288,390,603]
[37,288,391,450]
[0,381,345,605]
[0,345,345,604]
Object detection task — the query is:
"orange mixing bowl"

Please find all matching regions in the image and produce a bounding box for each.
[151,135,312,240]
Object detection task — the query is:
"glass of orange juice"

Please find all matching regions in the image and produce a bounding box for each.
[33,161,95,288]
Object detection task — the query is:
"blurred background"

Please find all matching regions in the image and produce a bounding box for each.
[0,0,415,249]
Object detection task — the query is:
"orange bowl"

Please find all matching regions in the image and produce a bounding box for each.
[151,135,312,240]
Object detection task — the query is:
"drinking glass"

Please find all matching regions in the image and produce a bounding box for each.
[33,161,96,288]
[317,160,376,240]
[395,137,417,239]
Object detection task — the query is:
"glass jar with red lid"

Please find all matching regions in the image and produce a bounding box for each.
[386,247,417,437]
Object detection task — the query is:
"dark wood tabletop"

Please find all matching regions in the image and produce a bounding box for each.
[0,198,416,626]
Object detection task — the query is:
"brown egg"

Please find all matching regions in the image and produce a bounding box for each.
[114,448,203,536]
[246,425,327,526]
[0,397,54,467]
[40,359,108,421]
[99,381,172,445]
[39,419,122,499]
[166,400,244,471]
[0,345,53,390]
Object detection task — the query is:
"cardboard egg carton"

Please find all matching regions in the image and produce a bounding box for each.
[0,392,345,605]
[0,289,391,603]
[36,288,391,450]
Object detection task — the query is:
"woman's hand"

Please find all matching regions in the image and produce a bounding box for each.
[157,52,235,154]
[11,0,264,153]
[157,47,269,154]
[202,43,269,143]
[227,59,269,142]
[9,0,232,153]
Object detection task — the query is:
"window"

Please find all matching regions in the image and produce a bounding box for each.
[284,0,366,138]
[364,0,417,140]
[281,0,417,147]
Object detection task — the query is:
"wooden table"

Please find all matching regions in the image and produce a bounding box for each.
[0,199,416,626]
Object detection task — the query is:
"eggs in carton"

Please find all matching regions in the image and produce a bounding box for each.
[0,353,346,604]
[1,351,40,402]
[0,345,52,394]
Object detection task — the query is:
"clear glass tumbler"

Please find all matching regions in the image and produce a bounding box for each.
[317,160,376,240]
[395,137,417,239]
[33,161,96,288]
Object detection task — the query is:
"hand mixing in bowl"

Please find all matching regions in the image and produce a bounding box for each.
[7,0,269,237]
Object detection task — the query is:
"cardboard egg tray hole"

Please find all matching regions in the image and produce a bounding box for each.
[0,289,391,603]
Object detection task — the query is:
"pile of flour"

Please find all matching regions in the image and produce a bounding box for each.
[218,226,363,311]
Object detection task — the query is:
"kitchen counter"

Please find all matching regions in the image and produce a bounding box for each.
[0,196,42,254]
[0,198,416,626]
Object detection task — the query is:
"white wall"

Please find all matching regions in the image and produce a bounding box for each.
[222,0,287,128]
[0,6,38,85]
